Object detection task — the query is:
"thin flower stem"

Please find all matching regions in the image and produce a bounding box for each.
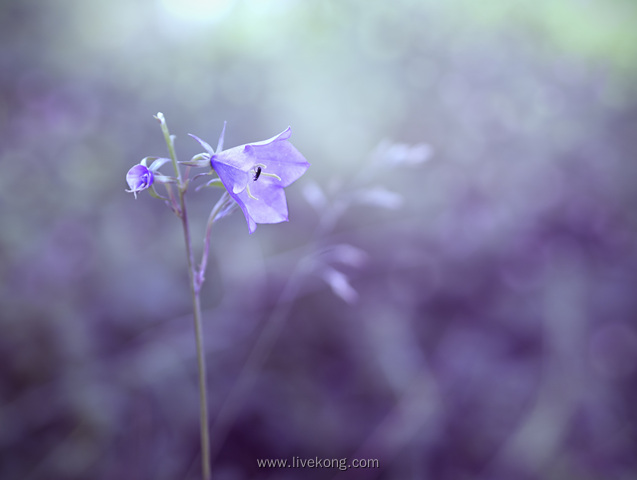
[160,115,211,480]
[163,183,181,216]
[179,191,211,480]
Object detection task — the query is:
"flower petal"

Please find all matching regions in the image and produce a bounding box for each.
[211,156,250,194]
[243,128,309,187]
[126,164,154,191]
[212,145,253,172]
[228,184,289,234]
[244,182,289,224]
[246,126,292,146]
[125,163,154,198]
[211,127,309,187]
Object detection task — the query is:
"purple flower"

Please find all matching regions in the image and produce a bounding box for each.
[190,126,310,233]
[126,157,170,198]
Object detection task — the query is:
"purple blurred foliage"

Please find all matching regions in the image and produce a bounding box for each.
[2,1,637,479]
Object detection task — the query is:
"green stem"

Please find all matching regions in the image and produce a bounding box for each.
[180,193,210,480]
[159,113,211,480]
[180,190,211,480]
[157,112,182,182]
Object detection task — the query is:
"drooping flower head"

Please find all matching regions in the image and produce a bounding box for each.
[190,126,310,233]
[125,157,170,198]
[126,164,153,198]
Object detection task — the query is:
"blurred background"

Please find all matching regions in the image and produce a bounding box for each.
[1,0,637,478]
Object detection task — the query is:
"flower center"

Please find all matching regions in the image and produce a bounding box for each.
[140,172,152,187]
[245,164,282,201]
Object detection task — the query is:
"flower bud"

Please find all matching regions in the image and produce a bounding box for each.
[126,164,154,198]
[125,157,171,199]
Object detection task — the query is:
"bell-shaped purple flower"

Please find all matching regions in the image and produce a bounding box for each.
[190,126,309,233]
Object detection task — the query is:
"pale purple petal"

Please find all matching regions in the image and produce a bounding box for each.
[246,126,291,146]
[243,140,309,187]
[212,145,253,171]
[212,127,309,187]
[244,182,289,224]
[232,184,289,232]
[247,215,257,234]
[211,157,250,194]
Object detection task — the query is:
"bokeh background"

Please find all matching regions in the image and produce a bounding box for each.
[2,0,637,479]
